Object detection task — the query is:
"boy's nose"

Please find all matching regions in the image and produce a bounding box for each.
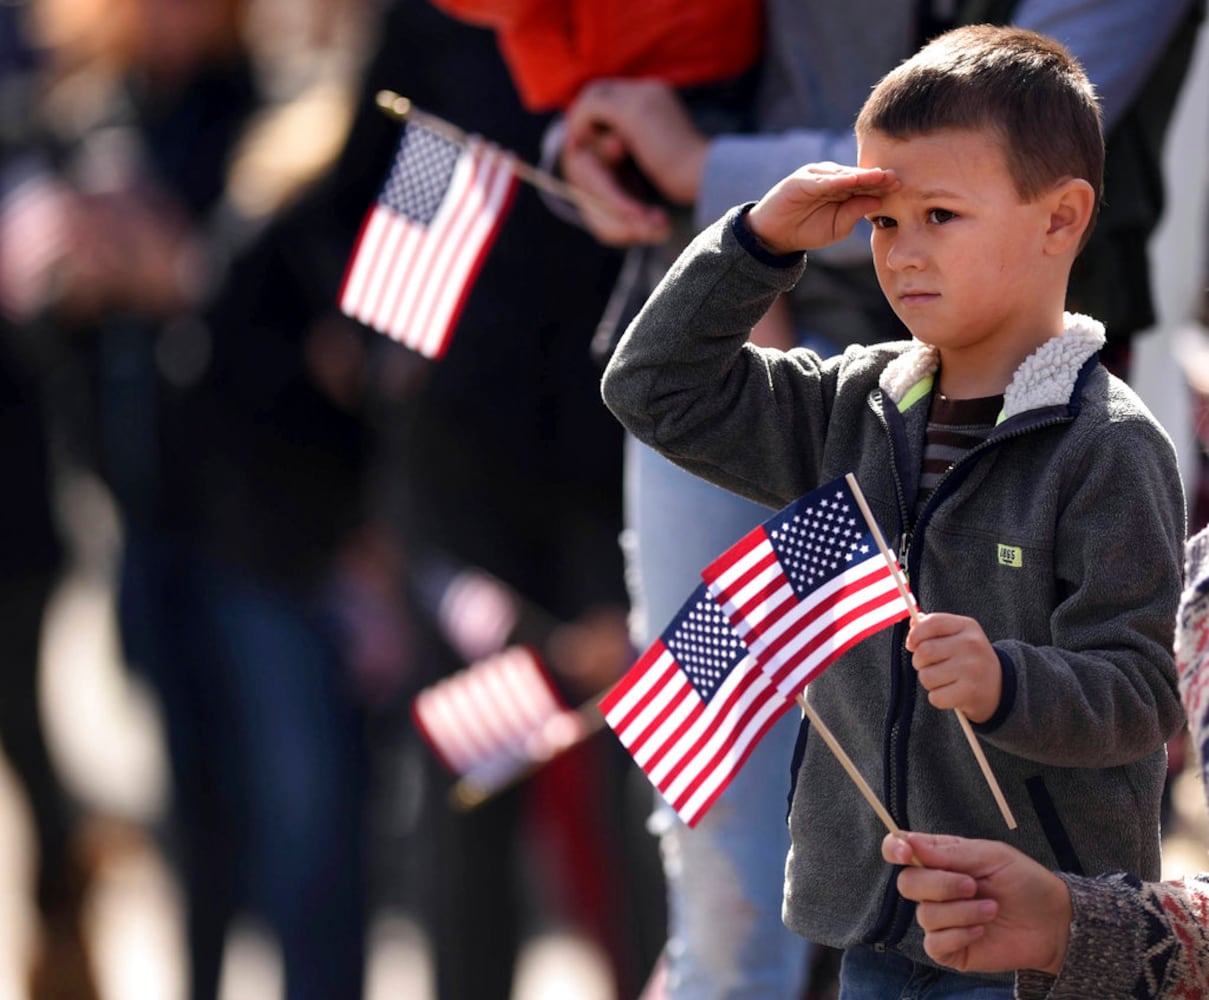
[886,233,926,271]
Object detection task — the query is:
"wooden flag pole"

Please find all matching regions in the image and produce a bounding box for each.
[795,690,922,867]
[375,90,613,217]
[794,691,900,835]
[843,474,1017,830]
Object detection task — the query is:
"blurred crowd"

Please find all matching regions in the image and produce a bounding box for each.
[0,0,658,997]
[0,1,1207,999]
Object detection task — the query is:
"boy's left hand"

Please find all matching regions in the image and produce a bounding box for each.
[906,613,1002,723]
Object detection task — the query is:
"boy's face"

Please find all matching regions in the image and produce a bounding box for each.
[857,127,1059,366]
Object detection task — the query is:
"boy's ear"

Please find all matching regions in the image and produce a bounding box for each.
[1043,178,1096,255]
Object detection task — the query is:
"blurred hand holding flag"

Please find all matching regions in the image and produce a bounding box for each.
[339,117,518,359]
[599,583,794,827]
[411,646,590,802]
[702,475,914,700]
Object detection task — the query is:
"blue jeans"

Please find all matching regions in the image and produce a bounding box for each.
[840,945,1015,999]
[118,532,367,1000]
[625,436,813,1000]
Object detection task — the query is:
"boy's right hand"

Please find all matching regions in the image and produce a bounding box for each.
[746,163,899,255]
[906,612,1002,723]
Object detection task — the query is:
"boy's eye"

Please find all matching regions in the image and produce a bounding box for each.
[926,208,956,224]
[869,216,896,230]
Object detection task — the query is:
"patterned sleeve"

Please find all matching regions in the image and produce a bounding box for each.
[1015,872,1209,999]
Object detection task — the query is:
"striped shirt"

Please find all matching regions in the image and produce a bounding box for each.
[917,393,1003,510]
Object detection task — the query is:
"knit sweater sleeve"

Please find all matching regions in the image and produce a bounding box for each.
[1016,871,1209,999]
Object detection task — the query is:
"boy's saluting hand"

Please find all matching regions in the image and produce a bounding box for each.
[906,612,1003,724]
[746,163,900,255]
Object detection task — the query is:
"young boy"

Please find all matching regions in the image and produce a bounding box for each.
[601,24,1187,997]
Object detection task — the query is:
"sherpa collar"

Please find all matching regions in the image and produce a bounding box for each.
[878,312,1106,420]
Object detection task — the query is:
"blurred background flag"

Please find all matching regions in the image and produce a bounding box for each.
[600,584,794,827]
[411,645,589,798]
[702,475,914,700]
[339,119,518,359]
[0,158,70,322]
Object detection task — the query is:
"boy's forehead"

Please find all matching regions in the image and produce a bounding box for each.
[857,124,1002,158]
[857,127,1013,191]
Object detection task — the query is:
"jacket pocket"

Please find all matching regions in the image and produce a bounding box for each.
[1025,775,1085,875]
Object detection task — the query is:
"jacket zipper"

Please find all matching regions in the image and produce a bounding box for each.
[869,402,1071,948]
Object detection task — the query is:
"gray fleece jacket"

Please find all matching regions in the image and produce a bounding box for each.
[601,206,1187,965]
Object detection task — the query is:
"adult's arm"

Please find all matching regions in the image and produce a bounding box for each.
[1009,0,1199,130]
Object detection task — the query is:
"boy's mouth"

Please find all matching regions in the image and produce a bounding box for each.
[899,290,939,305]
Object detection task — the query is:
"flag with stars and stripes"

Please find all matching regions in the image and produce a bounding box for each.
[412,646,587,792]
[702,475,914,700]
[339,122,518,359]
[599,583,794,827]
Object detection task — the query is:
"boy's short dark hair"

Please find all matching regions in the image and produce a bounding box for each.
[856,24,1104,243]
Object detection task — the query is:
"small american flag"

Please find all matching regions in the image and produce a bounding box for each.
[703,476,914,699]
[600,584,794,827]
[412,646,586,791]
[339,122,518,359]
